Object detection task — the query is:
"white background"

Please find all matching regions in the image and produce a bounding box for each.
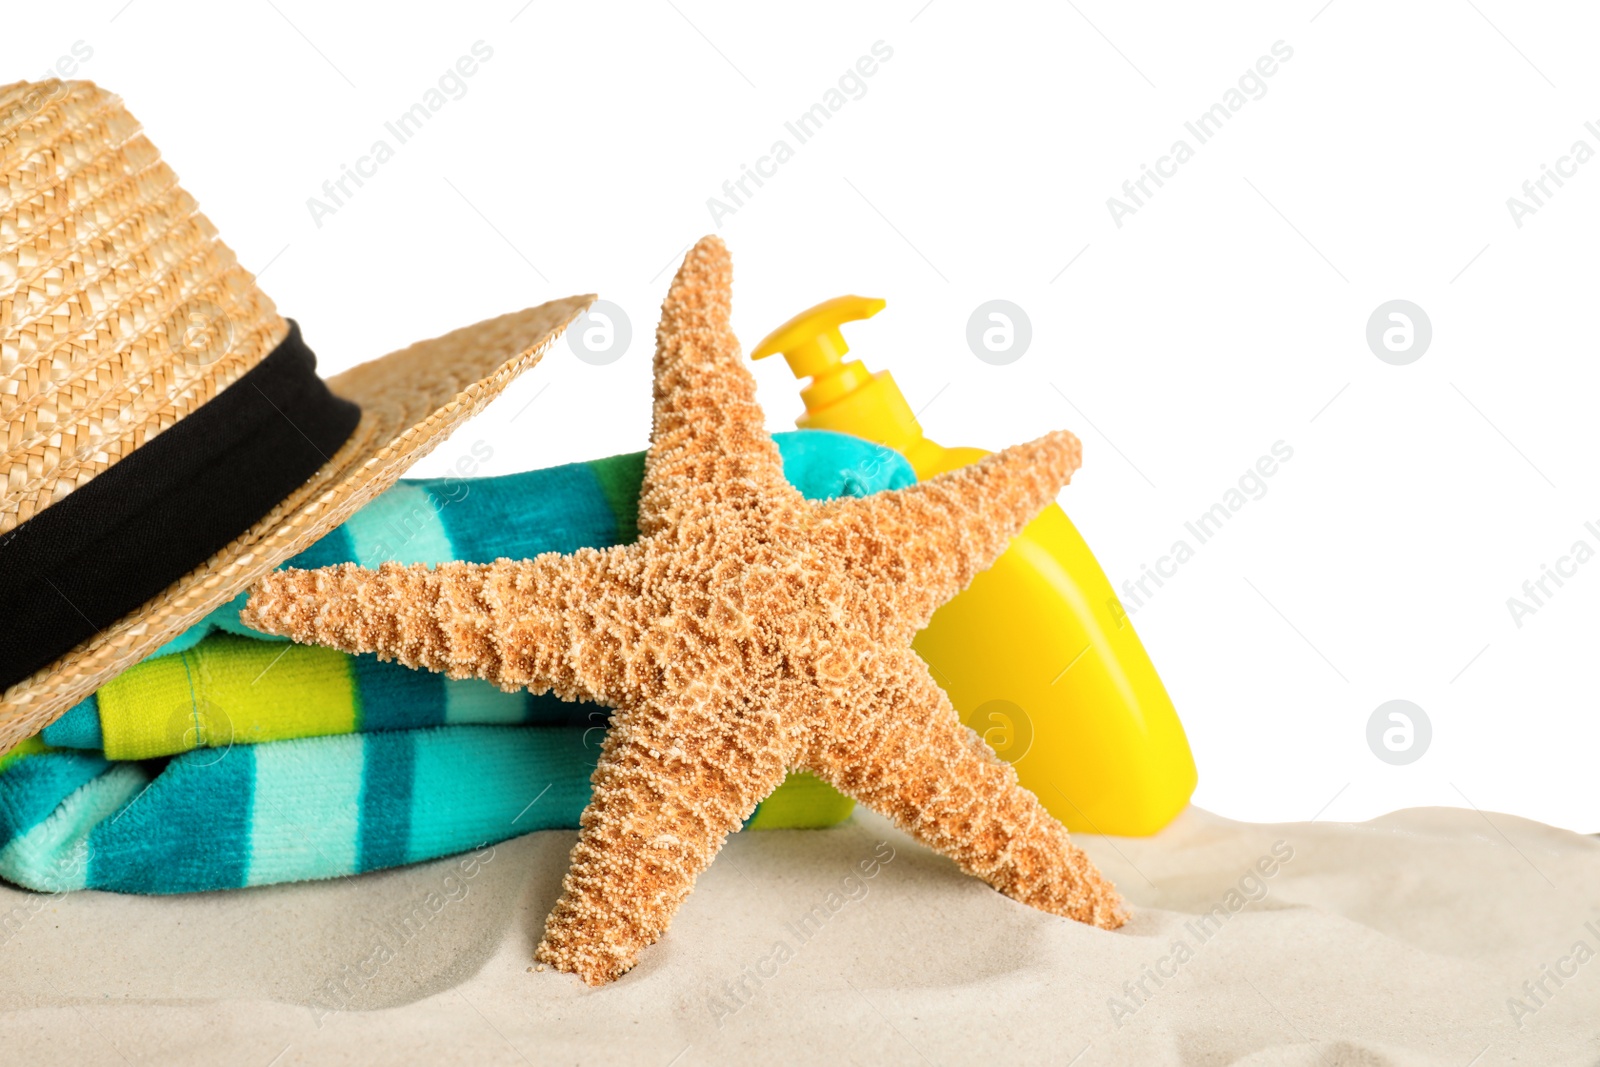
[8,1,1598,833]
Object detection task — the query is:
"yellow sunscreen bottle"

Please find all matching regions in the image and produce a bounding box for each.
[754,296,1196,836]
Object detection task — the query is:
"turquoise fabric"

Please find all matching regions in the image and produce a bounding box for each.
[0,728,598,894]
[38,698,102,750]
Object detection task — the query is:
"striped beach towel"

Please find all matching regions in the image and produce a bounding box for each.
[0,430,911,894]
[0,730,853,895]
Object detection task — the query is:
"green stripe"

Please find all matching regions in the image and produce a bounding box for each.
[586,451,646,543]
[0,735,49,775]
[746,771,855,829]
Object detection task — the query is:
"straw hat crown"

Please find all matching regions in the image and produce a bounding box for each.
[1,78,284,533]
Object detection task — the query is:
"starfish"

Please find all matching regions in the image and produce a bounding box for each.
[242,236,1127,984]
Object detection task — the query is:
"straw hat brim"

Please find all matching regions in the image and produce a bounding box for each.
[0,294,593,752]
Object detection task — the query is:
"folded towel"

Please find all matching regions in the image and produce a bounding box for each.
[0,726,864,895]
[0,728,588,893]
[0,730,855,894]
[42,427,911,767]
[1,431,909,893]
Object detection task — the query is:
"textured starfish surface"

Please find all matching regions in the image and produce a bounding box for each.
[242,236,1127,984]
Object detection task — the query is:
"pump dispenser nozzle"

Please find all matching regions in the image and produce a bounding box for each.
[752,295,886,412]
[753,295,958,468]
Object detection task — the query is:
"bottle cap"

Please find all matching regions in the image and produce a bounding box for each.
[753,295,885,411]
[752,295,884,376]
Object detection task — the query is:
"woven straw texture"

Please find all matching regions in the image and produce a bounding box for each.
[0,80,592,750]
[1,79,286,531]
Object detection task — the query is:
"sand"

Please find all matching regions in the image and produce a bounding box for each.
[1,805,1597,1065]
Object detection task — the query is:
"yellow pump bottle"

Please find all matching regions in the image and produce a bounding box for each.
[754,296,1197,836]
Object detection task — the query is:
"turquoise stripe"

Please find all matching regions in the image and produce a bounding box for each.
[353,652,447,731]
[427,462,618,562]
[344,482,455,567]
[774,430,918,501]
[358,732,414,872]
[246,736,363,885]
[0,750,110,845]
[88,744,256,893]
[39,696,103,750]
[0,765,146,892]
[406,726,596,864]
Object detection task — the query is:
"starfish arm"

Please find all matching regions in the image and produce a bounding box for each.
[239,550,631,705]
[809,430,1082,633]
[636,235,793,538]
[535,687,791,984]
[799,649,1126,929]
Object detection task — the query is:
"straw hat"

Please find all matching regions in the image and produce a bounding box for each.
[0,80,592,751]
